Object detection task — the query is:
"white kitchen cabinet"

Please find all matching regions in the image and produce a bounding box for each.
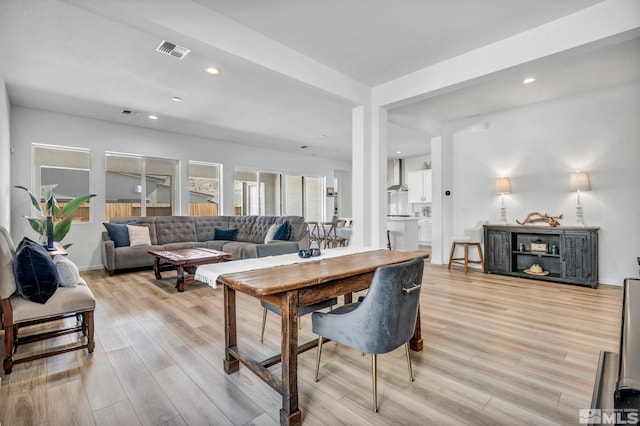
[418,219,432,244]
[386,218,419,250]
[408,170,432,203]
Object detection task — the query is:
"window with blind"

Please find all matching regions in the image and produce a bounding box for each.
[188,161,221,216]
[33,144,92,222]
[283,175,303,216]
[233,168,325,220]
[105,153,178,220]
[303,176,324,222]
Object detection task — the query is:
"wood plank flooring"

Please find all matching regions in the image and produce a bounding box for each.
[0,261,622,425]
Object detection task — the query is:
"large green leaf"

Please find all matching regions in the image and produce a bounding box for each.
[25,216,46,235]
[15,186,42,213]
[53,217,73,241]
[60,194,96,218]
[16,185,97,248]
[46,193,62,217]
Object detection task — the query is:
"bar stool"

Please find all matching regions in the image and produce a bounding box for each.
[448,222,485,273]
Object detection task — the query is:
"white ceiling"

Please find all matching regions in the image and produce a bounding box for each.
[0,0,636,161]
[194,0,605,86]
[389,36,640,138]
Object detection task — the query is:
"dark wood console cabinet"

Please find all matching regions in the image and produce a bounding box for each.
[484,225,599,288]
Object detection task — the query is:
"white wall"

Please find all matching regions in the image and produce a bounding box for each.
[335,169,352,218]
[0,78,10,230]
[10,107,350,269]
[440,81,640,285]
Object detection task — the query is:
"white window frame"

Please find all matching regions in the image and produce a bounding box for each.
[32,143,93,223]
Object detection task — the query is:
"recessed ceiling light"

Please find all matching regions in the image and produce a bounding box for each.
[171,96,182,102]
[396,151,402,154]
[523,77,536,84]
[149,115,158,120]
[205,67,220,75]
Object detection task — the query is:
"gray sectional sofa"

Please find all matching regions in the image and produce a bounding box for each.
[101,215,309,275]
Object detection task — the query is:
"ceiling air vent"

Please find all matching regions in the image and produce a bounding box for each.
[155,40,190,59]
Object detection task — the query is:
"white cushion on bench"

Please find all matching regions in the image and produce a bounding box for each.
[11,278,96,322]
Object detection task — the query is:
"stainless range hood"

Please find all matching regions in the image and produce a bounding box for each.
[387,159,408,192]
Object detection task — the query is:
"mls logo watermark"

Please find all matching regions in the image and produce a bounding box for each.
[579,409,639,424]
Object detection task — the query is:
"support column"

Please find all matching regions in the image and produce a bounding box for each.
[351,105,387,249]
[431,135,453,265]
[350,106,369,247]
[371,108,387,249]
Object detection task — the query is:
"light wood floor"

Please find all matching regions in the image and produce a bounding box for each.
[0,261,622,425]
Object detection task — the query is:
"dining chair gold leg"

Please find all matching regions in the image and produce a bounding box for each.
[372,354,378,412]
[405,342,414,381]
[260,308,267,343]
[314,336,324,382]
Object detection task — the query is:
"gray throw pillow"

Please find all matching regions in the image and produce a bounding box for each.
[264,223,279,243]
[127,224,151,246]
[54,255,80,287]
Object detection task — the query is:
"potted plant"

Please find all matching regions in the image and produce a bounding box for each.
[15,185,96,249]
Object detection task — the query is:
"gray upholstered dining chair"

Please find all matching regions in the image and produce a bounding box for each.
[255,244,337,343]
[312,257,424,412]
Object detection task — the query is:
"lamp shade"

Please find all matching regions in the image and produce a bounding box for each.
[569,172,591,192]
[495,177,512,194]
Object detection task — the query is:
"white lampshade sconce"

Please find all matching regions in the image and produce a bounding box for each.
[569,171,590,226]
[134,184,142,194]
[495,177,512,224]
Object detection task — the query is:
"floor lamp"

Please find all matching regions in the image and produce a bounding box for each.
[570,171,590,226]
[495,177,511,224]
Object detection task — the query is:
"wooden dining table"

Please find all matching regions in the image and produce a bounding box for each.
[216,249,429,426]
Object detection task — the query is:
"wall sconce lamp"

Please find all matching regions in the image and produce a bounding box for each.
[495,177,512,224]
[134,184,142,194]
[569,171,591,226]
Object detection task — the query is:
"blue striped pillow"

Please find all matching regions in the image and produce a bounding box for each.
[13,237,59,304]
[273,221,290,241]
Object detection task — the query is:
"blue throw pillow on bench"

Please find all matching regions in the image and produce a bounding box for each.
[214,228,238,241]
[13,237,59,304]
[103,222,134,247]
[273,221,290,241]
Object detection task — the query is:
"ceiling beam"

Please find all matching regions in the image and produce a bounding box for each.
[65,0,370,106]
[373,0,640,108]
